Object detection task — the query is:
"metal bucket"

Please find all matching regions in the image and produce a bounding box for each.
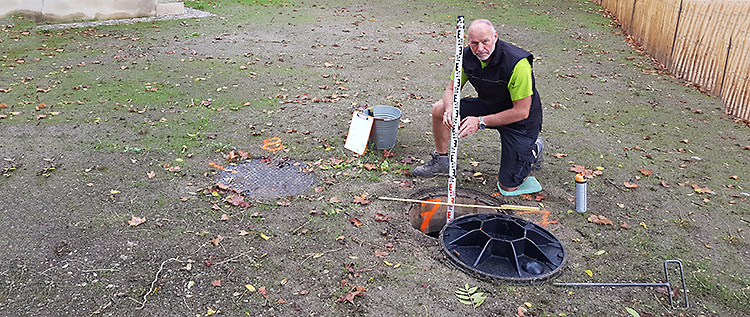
[368,105,401,150]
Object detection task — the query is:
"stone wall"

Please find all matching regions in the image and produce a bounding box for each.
[1,0,184,22]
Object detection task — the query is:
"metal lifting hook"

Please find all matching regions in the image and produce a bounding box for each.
[553,260,689,309]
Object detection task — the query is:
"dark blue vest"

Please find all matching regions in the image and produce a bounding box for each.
[463,40,542,131]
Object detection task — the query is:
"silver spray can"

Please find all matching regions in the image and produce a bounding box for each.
[575,173,587,213]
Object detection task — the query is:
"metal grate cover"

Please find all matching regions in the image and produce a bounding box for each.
[216,157,316,199]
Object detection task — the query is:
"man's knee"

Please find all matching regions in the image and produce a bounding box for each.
[431,100,446,117]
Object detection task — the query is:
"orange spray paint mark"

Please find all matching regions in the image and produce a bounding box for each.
[419,198,442,233]
[262,137,283,151]
[515,210,557,228]
[209,162,237,173]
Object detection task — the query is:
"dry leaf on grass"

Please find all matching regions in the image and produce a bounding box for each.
[588,215,613,225]
[128,216,146,227]
[352,194,370,205]
[349,217,363,227]
[210,235,224,246]
[337,286,366,303]
[374,212,391,222]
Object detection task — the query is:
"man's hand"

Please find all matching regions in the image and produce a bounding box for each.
[458,116,480,138]
[442,108,453,128]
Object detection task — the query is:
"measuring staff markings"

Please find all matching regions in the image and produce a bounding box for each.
[446,16,466,224]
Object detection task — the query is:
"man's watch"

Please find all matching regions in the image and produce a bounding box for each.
[478,116,486,130]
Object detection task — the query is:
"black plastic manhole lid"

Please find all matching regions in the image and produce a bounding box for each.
[215,157,315,199]
[439,213,566,284]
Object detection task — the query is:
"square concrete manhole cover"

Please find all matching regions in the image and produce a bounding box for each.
[215,157,316,199]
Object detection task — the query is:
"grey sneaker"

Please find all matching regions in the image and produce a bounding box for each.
[531,137,544,171]
[411,152,449,176]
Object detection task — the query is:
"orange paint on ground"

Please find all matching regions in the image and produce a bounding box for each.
[515,210,557,228]
[262,137,284,151]
[209,162,238,173]
[419,198,442,233]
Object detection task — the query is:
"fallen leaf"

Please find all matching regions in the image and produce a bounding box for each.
[259,233,271,240]
[227,194,245,206]
[352,193,370,205]
[147,171,156,178]
[655,286,680,297]
[620,221,631,229]
[349,217,363,227]
[258,286,269,298]
[691,184,713,194]
[374,212,391,222]
[585,270,593,277]
[588,215,613,225]
[638,167,653,176]
[210,235,224,246]
[624,182,638,189]
[518,306,526,317]
[374,249,388,258]
[625,307,640,317]
[363,163,378,170]
[553,153,567,158]
[211,280,222,287]
[216,182,230,190]
[238,230,250,236]
[220,214,229,221]
[337,286,366,303]
[245,284,256,292]
[534,194,546,202]
[128,216,146,227]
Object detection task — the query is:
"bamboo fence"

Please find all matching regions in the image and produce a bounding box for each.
[594,0,750,121]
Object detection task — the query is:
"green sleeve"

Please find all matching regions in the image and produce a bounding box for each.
[450,67,469,87]
[508,58,533,101]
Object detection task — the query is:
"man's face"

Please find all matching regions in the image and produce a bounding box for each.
[467,24,498,61]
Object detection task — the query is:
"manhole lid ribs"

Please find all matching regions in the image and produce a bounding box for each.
[216,158,315,199]
[440,213,566,284]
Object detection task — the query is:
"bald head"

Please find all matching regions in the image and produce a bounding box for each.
[468,19,497,34]
[467,19,498,61]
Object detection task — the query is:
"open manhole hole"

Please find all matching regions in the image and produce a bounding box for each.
[440,213,566,284]
[407,187,508,238]
[215,157,315,199]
